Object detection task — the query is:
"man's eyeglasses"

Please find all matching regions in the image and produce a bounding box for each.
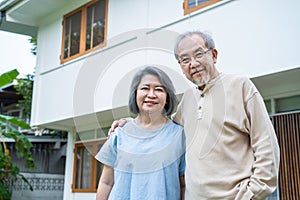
[178,49,212,65]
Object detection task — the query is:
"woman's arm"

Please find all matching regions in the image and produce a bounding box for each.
[96,165,114,200]
[180,175,185,200]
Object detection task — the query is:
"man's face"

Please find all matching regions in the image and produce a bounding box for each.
[177,34,217,86]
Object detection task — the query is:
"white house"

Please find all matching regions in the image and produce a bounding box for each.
[1,0,300,199]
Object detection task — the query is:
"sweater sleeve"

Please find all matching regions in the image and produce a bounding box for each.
[240,81,280,199]
[171,94,185,125]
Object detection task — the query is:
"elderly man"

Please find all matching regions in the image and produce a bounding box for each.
[173,31,279,200]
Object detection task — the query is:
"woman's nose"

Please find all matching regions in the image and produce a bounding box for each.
[147,89,156,98]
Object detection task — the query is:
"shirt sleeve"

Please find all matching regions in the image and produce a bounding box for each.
[240,80,280,200]
[95,132,118,167]
[179,154,186,177]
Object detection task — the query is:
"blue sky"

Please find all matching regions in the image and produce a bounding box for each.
[0,30,36,77]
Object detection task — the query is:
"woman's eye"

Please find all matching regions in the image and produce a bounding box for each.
[155,88,164,92]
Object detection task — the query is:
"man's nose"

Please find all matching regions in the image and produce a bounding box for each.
[189,57,198,68]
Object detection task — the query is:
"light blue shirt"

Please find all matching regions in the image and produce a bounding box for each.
[96,120,186,200]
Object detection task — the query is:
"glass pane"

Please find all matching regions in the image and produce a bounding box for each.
[96,127,110,138]
[188,0,196,8]
[75,145,92,189]
[276,95,300,113]
[264,99,271,114]
[86,1,106,50]
[188,0,210,8]
[77,130,96,141]
[64,11,82,58]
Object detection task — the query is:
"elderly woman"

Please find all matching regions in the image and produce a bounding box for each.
[95,66,186,200]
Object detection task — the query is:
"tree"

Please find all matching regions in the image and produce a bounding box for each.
[14,74,34,120]
[29,37,37,56]
[0,70,35,200]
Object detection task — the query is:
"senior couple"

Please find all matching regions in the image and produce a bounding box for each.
[95,31,280,200]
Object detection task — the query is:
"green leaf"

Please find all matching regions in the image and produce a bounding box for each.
[0,69,19,88]
[0,182,12,199]
[0,114,31,129]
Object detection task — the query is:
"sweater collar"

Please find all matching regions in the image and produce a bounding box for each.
[196,72,224,93]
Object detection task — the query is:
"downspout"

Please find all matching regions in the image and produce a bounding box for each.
[0,10,5,26]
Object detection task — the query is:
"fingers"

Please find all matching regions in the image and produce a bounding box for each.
[107,120,121,138]
[119,118,127,127]
[107,118,130,138]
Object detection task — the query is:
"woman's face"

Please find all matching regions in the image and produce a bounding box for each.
[136,74,167,115]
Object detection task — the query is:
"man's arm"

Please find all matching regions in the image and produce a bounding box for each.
[96,165,114,200]
[240,92,280,200]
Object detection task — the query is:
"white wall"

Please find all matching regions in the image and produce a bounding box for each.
[156,0,300,77]
[31,0,300,126]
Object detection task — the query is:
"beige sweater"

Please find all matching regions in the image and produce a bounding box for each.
[173,74,280,200]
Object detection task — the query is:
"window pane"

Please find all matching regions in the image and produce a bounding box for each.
[64,11,82,58]
[264,99,271,114]
[97,127,109,138]
[76,130,96,141]
[276,95,300,113]
[188,0,196,8]
[188,0,212,9]
[85,1,106,50]
[75,145,92,189]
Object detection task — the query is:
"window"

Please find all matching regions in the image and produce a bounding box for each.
[72,140,105,192]
[61,0,108,63]
[72,127,109,192]
[183,0,221,15]
[275,95,300,113]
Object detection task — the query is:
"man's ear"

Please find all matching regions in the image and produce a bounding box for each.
[212,48,218,64]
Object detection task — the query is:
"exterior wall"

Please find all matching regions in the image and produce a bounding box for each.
[31,0,300,129]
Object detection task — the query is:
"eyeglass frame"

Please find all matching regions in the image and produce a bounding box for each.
[177,48,213,66]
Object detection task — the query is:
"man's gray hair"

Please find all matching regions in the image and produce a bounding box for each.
[174,31,216,60]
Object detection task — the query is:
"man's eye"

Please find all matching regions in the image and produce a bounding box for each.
[195,52,203,58]
[181,58,190,63]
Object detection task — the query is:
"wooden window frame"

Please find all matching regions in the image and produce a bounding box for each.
[60,0,108,64]
[183,0,222,15]
[72,140,105,192]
